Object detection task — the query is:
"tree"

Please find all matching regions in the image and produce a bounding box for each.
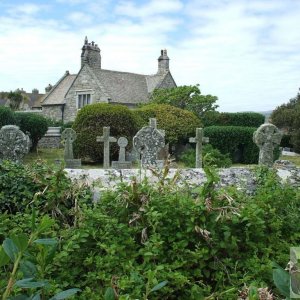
[149,84,218,119]
[270,90,300,153]
[0,90,29,110]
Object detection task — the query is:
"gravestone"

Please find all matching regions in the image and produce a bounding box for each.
[189,128,209,168]
[112,137,132,169]
[133,123,165,168]
[253,123,282,167]
[61,128,81,168]
[96,127,117,168]
[0,125,29,162]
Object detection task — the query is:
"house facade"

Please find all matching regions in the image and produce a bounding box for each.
[41,37,177,123]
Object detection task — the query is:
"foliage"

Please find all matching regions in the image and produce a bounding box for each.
[0,208,81,300]
[203,126,264,163]
[0,160,92,224]
[15,113,48,152]
[149,84,218,119]
[1,163,300,298]
[73,103,139,162]
[271,91,300,153]
[280,134,293,149]
[203,111,265,127]
[133,104,202,145]
[179,144,232,168]
[0,106,16,128]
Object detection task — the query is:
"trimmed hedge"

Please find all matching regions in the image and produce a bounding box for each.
[203,126,259,163]
[0,106,16,128]
[133,104,202,145]
[73,103,139,162]
[203,112,265,127]
[15,113,48,152]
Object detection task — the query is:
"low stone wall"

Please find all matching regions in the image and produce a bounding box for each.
[65,165,300,193]
[38,127,62,148]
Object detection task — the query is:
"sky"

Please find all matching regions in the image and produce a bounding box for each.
[0,0,299,112]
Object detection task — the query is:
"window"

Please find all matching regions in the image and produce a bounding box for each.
[77,93,91,109]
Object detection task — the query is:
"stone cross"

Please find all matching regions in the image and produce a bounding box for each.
[61,128,77,159]
[189,128,209,168]
[253,123,282,167]
[149,118,165,137]
[0,125,29,162]
[133,124,165,168]
[111,137,132,169]
[96,127,117,168]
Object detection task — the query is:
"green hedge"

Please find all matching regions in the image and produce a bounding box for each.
[203,112,265,127]
[133,104,202,145]
[15,112,48,152]
[0,106,16,128]
[73,103,139,162]
[203,126,259,163]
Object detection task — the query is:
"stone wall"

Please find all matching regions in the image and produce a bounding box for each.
[41,106,63,122]
[159,72,177,88]
[38,127,62,148]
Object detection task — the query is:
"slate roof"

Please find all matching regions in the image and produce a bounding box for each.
[41,68,170,106]
[41,73,77,106]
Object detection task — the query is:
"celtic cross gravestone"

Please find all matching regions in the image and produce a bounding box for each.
[189,128,209,168]
[96,127,117,168]
[61,128,81,168]
[111,137,132,169]
[133,123,165,168]
[0,125,29,162]
[253,123,282,167]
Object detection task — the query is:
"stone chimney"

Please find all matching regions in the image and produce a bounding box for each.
[32,88,39,94]
[81,36,101,69]
[45,84,53,93]
[157,49,169,74]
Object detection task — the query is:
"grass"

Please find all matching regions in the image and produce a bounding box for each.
[24,148,300,168]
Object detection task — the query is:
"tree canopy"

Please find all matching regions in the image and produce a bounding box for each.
[149,84,218,119]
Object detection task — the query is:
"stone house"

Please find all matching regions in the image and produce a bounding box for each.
[41,37,177,123]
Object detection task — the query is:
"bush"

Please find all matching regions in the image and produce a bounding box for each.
[280,134,293,149]
[203,111,265,127]
[15,112,48,152]
[203,126,260,163]
[133,104,202,145]
[179,144,232,168]
[73,103,139,162]
[0,106,16,128]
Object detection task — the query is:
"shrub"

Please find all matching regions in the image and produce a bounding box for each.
[73,103,139,162]
[179,144,232,168]
[203,111,265,127]
[133,104,202,145]
[15,112,48,152]
[0,106,16,128]
[203,126,259,163]
[280,133,293,149]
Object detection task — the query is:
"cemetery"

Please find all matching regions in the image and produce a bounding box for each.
[0,97,300,299]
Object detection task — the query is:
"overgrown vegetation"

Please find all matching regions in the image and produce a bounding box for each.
[0,160,299,299]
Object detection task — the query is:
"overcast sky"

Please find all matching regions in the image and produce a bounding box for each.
[0,0,299,112]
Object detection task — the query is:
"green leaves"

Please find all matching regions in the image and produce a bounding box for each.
[0,245,10,267]
[49,288,81,300]
[15,278,48,289]
[150,281,168,293]
[2,238,19,262]
[272,263,290,298]
[104,287,115,300]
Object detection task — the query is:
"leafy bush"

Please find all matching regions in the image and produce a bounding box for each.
[203,111,265,127]
[73,103,139,162]
[203,126,260,163]
[280,133,293,149]
[0,160,92,222]
[133,104,202,145]
[179,144,232,168]
[15,112,48,152]
[0,106,16,128]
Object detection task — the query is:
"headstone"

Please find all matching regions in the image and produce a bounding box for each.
[189,128,209,168]
[61,128,81,168]
[0,125,29,162]
[133,124,165,168]
[253,123,282,167]
[96,127,117,168]
[112,137,132,169]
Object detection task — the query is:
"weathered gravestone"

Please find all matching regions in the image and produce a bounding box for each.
[133,122,165,168]
[112,137,132,169]
[61,128,81,168]
[189,128,209,168]
[0,125,29,162]
[96,127,117,168]
[253,123,282,167]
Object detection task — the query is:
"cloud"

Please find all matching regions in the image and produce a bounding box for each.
[6,3,49,16]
